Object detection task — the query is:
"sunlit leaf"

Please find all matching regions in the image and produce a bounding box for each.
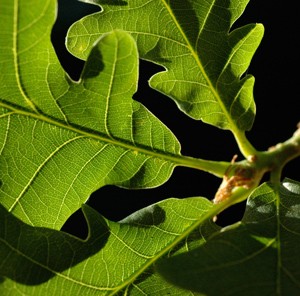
[0,0,183,228]
[1,1,296,295]
[156,179,300,295]
[2,180,299,295]
[67,0,264,132]
[0,197,218,295]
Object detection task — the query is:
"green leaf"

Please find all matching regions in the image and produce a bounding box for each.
[3,1,295,295]
[156,179,300,295]
[66,0,264,132]
[0,0,188,228]
[2,180,300,295]
[0,197,219,295]
[0,203,109,286]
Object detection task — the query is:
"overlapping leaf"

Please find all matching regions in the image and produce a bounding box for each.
[0,196,218,295]
[2,179,300,295]
[67,0,264,132]
[2,1,298,295]
[0,0,182,228]
[157,179,300,295]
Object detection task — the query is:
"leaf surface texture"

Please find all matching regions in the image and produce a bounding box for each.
[0,0,180,228]
[1,180,300,295]
[67,0,264,131]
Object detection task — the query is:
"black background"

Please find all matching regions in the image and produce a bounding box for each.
[52,0,300,237]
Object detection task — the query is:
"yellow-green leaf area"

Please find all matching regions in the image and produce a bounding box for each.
[67,0,264,132]
[0,0,181,229]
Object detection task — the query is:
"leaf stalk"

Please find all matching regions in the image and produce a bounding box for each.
[233,130,258,157]
[214,123,300,204]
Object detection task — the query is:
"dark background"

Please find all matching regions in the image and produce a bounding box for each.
[52,1,299,237]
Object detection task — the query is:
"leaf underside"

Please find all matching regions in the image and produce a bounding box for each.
[67,0,264,132]
[0,0,181,228]
[157,179,300,295]
[1,1,298,296]
[1,180,300,295]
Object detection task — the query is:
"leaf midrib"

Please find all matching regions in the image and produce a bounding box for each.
[70,0,250,134]
[1,202,216,293]
[1,100,222,176]
[160,0,237,132]
[108,199,234,295]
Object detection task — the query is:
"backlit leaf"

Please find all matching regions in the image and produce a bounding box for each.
[2,180,299,295]
[0,196,218,295]
[67,0,264,132]
[157,179,300,295]
[0,0,182,228]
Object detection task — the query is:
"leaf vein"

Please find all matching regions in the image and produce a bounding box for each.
[8,135,86,213]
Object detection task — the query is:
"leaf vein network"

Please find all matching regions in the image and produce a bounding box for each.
[8,135,86,213]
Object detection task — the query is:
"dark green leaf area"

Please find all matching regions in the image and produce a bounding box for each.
[0,204,108,285]
[1,197,219,295]
[156,179,300,295]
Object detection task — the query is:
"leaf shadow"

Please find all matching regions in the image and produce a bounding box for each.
[156,181,300,294]
[119,203,166,228]
[167,1,200,47]
[0,204,109,285]
[156,227,277,294]
[81,45,105,79]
